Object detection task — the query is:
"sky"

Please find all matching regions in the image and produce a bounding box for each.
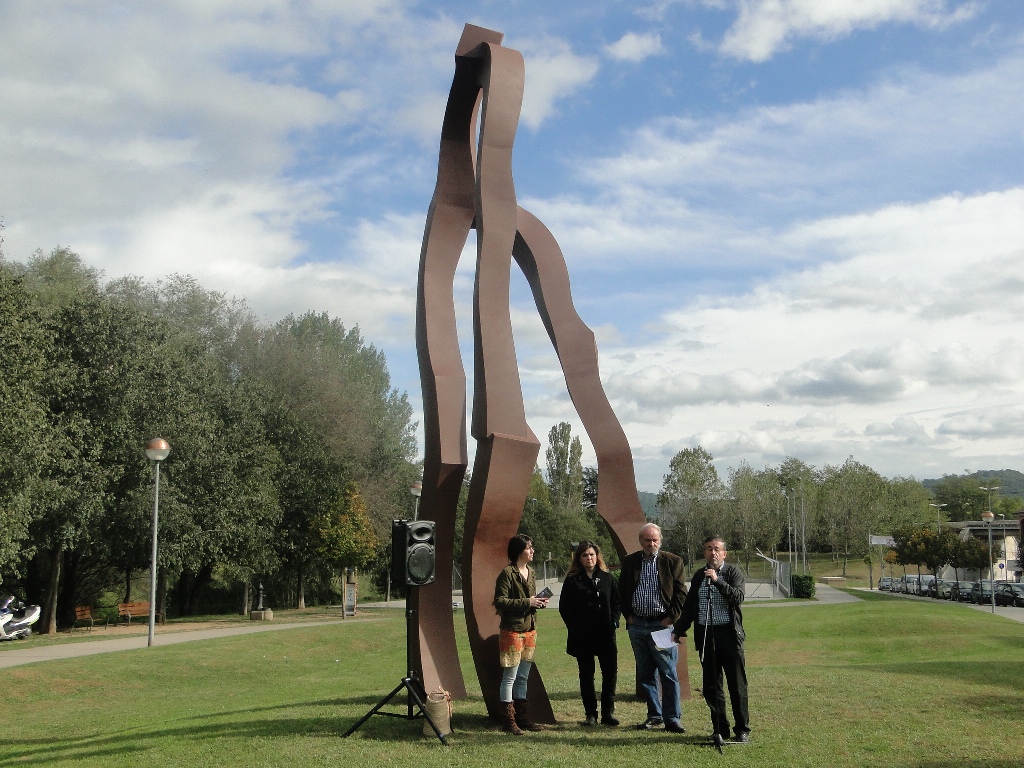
[2,1,1023,493]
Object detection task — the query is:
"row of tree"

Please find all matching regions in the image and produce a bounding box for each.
[1,247,418,631]
[452,425,1019,584]
[655,447,1021,575]
[888,526,991,585]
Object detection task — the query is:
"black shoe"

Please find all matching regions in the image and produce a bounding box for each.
[635,717,663,730]
[581,715,597,727]
[730,732,751,744]
[600,714,620,727]
[712,733,725,752]
[665,721,686,733]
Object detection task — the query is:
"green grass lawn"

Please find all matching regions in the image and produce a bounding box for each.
[3,596,1021,767]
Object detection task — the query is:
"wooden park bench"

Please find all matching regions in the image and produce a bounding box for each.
[73,605,108,632]
[117,601,164,626]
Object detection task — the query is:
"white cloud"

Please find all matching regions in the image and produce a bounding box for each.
[937,405,1024,439]
[605,32,665,62]
[719,0,980,62]
[519,40,600,130]
[556,186,1024,487]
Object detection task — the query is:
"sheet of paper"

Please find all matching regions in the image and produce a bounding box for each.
[652,627,675,650]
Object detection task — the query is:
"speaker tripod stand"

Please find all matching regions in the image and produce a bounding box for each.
[342,597,450,745]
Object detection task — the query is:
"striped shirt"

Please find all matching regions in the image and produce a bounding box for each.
[698,571,731,626]
[631,554,667,618]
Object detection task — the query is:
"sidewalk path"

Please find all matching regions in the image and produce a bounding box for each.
[0,620,348,669]
[743,581,862,607]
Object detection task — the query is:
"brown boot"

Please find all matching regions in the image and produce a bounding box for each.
[502,702,524,735]
[514,699,545,731]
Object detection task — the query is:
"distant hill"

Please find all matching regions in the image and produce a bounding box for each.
[921,469,1024,498]
[638,490,659,520]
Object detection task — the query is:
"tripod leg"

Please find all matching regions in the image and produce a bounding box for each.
[405,678,450,745]
[342,680,407,738]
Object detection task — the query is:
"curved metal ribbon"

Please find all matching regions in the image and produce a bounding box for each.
[413,24,650,721]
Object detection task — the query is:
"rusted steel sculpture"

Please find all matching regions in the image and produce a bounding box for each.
[413,23,685,722]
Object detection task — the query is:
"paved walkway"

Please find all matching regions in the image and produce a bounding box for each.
[0,620,349,669]
[745,581,861,607]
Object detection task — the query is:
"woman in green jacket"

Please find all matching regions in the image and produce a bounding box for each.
[493,533,549,734]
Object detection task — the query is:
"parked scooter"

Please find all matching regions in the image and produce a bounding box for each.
[0,595,40,641]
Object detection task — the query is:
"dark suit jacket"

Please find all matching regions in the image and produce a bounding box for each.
[618,549,688,624]
[674,561,746,644]
[558,568,620,657]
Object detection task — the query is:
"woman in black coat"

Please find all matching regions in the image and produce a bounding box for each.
[558,540,620,726]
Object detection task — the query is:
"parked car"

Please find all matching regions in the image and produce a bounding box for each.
[951,581,974,602]
[970,581,996,604]
[927,579,953,599]
[878,576,894,591]
[995,582,1024,607]
[900,574,922,595]
[915,575,935,596]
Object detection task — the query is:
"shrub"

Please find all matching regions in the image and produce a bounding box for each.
[791,573,816,598]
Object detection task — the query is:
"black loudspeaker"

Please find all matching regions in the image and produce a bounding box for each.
[391,519,436,586]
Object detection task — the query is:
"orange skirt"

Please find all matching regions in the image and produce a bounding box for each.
[498,629,537,668]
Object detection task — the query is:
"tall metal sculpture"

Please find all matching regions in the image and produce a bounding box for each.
[413,24,663,721]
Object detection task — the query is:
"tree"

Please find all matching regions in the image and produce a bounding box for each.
[996,495,1023,517]
[819,458,889,576]
[887,477,933,530]
[18,247,102,312]
[311,482,380,571]
[264,405,345,609]
[921,529,959,592]
[949,536,989,581]
[234,312,417,539]
[658,447,724,570]
[30,286,169,631]
[545,422,583,516]
[0,265,52,574]
[520,467,596,569]
[892,525,924,577]
[777,457,818,574]
[577,466,618,567]
[931,475,988,522]
[2,248,420,619]
[727,463,785,572]
[582,466,598,512]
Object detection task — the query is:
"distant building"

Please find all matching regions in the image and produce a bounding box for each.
[938,519,1020,582]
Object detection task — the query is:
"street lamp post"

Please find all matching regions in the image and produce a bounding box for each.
[980,486,1000,614]
[981,510,996,613]
[145,438,171,647]
[929,502,947,535]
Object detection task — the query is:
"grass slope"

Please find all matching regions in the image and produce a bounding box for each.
[2,596,1021,767]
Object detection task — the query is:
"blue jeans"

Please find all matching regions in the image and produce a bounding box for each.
[627,618,681,724]
[499,659,533,703]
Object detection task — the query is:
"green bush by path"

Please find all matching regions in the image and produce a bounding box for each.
[1,599,1021,767]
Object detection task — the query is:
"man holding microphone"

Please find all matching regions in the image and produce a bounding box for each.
[673,536,750,747]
